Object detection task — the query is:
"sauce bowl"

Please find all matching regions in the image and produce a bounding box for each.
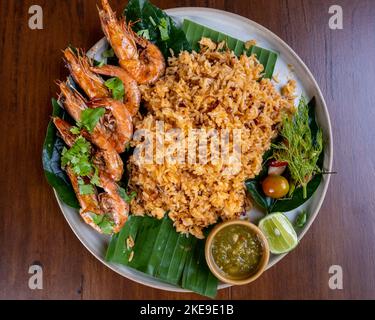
[205,220,270,285]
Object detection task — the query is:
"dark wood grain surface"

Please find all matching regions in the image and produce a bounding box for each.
[1,0,374,300]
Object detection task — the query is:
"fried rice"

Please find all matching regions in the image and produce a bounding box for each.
[128,38,295,238]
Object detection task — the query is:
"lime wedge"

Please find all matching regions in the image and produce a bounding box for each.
[258,213,298,254]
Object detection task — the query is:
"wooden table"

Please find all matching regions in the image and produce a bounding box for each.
[1,0,374,300]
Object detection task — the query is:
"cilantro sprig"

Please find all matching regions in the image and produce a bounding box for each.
[70,108,106,135]
[61,136,92,176]
[61,136,100,195]
[78,178,95,195]
[105,77,125,101]
[92,213,115,234]
[80,108,106,132]
[158,18,169,41]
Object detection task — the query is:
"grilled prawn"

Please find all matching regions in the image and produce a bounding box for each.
[88,97,133,151]
[66,166,129,234]
[53,118,129,234]
[91,65,141,116]
[58,81,133,153]
[63,47,108,99]
[97,0,165,84]
[53,117,123,181]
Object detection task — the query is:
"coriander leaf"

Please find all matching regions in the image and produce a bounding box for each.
[72,158,92,176]
[79,183,95,195]
[105,77,125,101]
[92,213,104,225]
[61,147,69,167]
[91,213,114,235]
[90,166,101,187]
[77,177,95,195]
[294,210,308,228]
[70,126,81,135]
[99,219,114,235]
[158,18,169,41]
[60,136,94,177]
[102,48,115,58]
[137,29,150,40]
[80,108,106,133]
[118,187,137,203]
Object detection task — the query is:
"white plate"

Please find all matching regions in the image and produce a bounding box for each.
[55,7,333,293]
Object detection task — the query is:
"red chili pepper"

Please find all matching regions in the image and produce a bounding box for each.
[269,160,288,167]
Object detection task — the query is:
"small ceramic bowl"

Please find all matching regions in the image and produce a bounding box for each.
[205,220,270,285]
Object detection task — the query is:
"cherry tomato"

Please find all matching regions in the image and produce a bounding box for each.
[262,175,289,199]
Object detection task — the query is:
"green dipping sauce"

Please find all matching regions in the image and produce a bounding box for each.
[211,224,264,279]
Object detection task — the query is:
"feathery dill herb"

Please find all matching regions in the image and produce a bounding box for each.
[272,98,323,199]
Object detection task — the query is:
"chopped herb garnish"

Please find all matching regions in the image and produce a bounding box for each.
[70,126,81,135]
[78,182,95,195]
[105,77,125,101]
[69,108,105,136]
[272,98,323,198]
[61,136,101,193]
[61,136,93,176]
[295,210,308,228]
[137,29,151,40]
[149,16,157,26]
[158,18,169,41]
[80,108,106,133]
[92,213,114,235]
[118,187,137,203]
[90,166,100,187]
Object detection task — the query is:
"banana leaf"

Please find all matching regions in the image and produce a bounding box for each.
[106,215,218,298]
[42,99,79,208]
[124,0,191,59]
[182,236,218,298]
[182,19,278,79]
